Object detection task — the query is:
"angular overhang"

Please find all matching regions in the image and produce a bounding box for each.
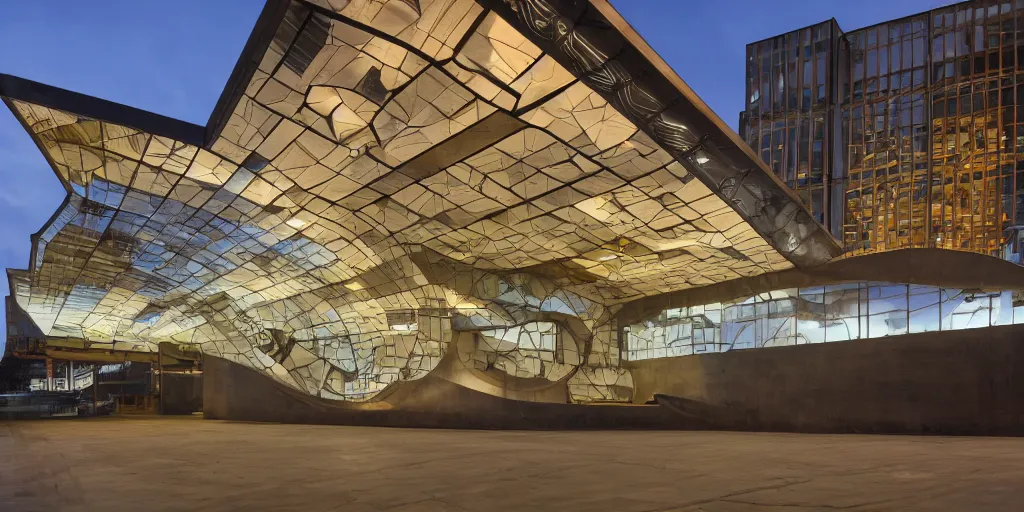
[1,0,840,399]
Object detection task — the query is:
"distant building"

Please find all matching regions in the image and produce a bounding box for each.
[740,0,1024,257]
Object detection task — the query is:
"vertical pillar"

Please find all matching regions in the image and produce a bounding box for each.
[92,365,98,415]
[158,346,164,414]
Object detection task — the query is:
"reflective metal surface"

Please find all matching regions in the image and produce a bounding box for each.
[2,0,838,402]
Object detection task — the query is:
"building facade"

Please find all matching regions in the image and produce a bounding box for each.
[2,0,840,407]
[742,0,1024,256]
[7,0,1024,432]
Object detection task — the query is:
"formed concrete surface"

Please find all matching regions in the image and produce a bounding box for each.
[628,324,1024,435]
[203,354,687,430]
[3,417,1024,511]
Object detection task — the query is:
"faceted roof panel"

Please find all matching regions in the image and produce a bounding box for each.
[2,0,839,400]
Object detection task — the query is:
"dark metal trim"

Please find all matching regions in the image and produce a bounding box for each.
[0,1,293,149]
[477,0,842,268]
[205,0,293,145]
[1,0,840,271]
[0,74,206,147]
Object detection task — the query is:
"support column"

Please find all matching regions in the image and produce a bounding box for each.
[158,344,164,414]
[92,365,98,415]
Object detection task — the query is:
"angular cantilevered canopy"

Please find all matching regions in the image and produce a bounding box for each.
[2,0,839,401]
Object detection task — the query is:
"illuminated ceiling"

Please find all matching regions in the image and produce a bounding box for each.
[2,0,839,401]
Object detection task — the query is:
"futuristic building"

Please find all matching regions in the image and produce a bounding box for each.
[5,0,1024,431]
[741,0,1024,258]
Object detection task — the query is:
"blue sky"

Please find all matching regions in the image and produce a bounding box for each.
[0,0,950,353]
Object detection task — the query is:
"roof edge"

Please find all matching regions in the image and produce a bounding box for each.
[205,0,292,146]
[481,0,842,268]
[0,74,206,147]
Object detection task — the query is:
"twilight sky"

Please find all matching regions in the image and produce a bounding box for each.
[0,0,952,352]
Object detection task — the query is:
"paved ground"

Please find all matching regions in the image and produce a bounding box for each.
[2,417,1024,511]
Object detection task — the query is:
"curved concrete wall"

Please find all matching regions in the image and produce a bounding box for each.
[627,324,1024,435]
[203,354,690,430]
[205,323,1024,433]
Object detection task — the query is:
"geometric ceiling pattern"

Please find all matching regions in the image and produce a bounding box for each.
[2,0,838,402]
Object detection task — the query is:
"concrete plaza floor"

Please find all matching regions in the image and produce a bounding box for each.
[2,416,1024,511]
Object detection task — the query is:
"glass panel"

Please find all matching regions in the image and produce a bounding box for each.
[946,290,995,329]
[626,281,1021,361]
[824,283,862,341]
[1013,292,1024,324]
[994,291,1014,326]
[939,288,966,330]
[722,296,758,350]
[867,283,908,337]
[796,286,826,343]
[908,284,941,333]
[762,289,798,347]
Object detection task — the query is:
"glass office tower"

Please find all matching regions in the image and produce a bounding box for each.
[742,0,1024,257]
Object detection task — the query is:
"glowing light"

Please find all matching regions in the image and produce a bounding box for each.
[574,197,616,221]
[286,218,306,229]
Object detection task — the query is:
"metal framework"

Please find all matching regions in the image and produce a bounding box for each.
[2,0,838,403]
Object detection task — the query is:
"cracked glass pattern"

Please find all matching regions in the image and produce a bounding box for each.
[4,0,834,402]
[625,281,1024,361]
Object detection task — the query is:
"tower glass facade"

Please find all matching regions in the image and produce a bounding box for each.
[742,21,840,228]
[742,0,1024,256]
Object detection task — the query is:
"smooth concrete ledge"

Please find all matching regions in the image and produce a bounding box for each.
[202,355,693,430]
[628,324,1024,435]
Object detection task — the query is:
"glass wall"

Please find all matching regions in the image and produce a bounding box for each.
[841,15,930,253]
[743,1,1024,258]
[842,2,1021,255]
[623,282,1023,361]
[743,21,837,226]
[925,2,1022,254]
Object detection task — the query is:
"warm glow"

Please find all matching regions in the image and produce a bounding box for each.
[574,197,615,221]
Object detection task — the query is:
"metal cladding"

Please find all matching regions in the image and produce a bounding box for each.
[2,0,838,403]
